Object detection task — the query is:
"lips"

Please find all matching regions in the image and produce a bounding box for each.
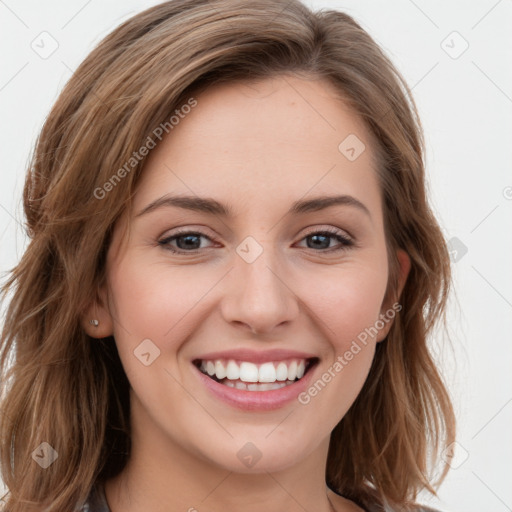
[192,349,318,403]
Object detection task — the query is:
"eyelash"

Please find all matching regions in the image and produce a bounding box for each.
[158,227,354,255]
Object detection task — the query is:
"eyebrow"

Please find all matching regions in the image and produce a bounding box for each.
[135,193,371,219]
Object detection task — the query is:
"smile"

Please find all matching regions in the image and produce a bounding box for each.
[194,358,318,392]
[196,359,313,391]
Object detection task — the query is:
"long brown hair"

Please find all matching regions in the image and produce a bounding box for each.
[0,0,455,510]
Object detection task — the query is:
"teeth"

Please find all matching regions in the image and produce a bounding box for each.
[226,360,239,380]
[247,382,287,391]
[206,361,215,376]
[199,358,312,384]
[215,360,227,379]
[223,380,294,391]
[239,362,259,383]
[276,362,288,381]
[258,362,276,383]
[287,360,297,381]
[297,360,305,379]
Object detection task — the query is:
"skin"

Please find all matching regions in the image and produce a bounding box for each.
[83,74,410,512]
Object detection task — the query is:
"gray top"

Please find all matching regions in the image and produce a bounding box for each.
[80,483,110,512]
[80,482,443,512]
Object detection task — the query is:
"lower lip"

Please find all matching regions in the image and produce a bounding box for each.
[194,363,317,411]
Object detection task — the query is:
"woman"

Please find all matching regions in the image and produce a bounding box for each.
[0,1,456,511]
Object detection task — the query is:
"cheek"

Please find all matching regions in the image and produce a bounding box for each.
[105,255,212,402]
[302,263,388,348]
[296,266,389,417]
[108,255,211,338]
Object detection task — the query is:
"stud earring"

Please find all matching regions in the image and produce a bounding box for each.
[89,319,99,327]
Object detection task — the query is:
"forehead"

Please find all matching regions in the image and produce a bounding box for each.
[133,74,382,219]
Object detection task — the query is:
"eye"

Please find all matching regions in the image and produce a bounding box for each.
[296,228,354,252]
[158,230,216,253]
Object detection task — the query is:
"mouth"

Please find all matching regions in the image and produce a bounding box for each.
[192,357,319,392]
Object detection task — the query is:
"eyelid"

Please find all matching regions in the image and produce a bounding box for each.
[301,225,352,240]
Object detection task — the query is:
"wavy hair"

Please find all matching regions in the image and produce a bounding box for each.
[0,0,455,510]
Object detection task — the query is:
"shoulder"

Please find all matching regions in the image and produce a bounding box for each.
[365,502,447,512]
[0,483,111,512]
[81,483,446,512]
[412,507,447,512]
[363,499,448,512]
[365,501,447,512]
[327,487,447,512]
[79,481,110,512]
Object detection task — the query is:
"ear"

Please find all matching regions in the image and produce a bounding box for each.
[376,249,411,342]
[80,282,114,339]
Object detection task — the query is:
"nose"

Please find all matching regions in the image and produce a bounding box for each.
[220,246,300,335]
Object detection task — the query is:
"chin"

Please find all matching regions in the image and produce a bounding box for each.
[190,428,323,475]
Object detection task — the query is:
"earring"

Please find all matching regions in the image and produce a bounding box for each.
[89,319,99,327]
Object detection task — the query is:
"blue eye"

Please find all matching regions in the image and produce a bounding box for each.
[158,228,353,254]
[158,231,213,253]
[299,229,354,251]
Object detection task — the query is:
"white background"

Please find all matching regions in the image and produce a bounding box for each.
[1,1,511,511]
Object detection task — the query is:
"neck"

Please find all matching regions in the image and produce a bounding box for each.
[105,441,336,512]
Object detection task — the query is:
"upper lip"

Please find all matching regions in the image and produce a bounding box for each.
[193,348,318,364]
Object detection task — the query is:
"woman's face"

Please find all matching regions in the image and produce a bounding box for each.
[97,75,409,474]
